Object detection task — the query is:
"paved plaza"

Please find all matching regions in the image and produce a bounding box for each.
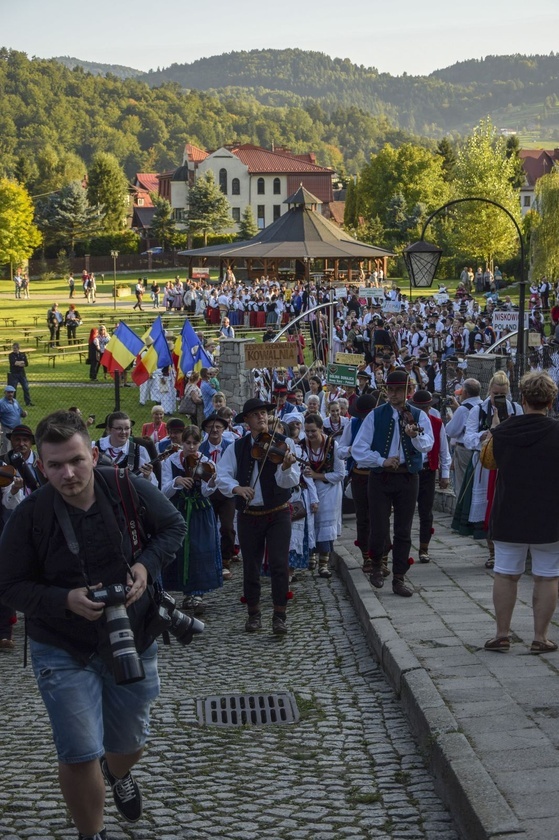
[0,543,458,840]
[336,505,559,840]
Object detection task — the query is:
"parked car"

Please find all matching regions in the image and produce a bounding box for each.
[141,247,164,256]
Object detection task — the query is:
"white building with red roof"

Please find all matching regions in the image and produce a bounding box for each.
[168,142,336,233]
[519,149,559,215]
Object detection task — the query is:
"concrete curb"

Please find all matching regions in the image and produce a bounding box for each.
[333,546,525,840]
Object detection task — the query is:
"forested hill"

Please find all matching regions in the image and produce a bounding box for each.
[0,48,419,184]
[54,56,146,79]
[52,48,559,137]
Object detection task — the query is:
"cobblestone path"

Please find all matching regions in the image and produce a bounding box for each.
[0,566,459,839]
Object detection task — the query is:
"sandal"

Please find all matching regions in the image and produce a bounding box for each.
[484,637,510,652]
[484,558,495,569]
[530,640,558,654]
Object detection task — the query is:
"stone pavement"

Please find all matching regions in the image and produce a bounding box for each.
[335,507,559,840]
[0,559,458,839]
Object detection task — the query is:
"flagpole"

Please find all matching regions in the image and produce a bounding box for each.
[114,370,121,411]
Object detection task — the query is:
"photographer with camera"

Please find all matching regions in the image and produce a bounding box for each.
[0,410,186,840]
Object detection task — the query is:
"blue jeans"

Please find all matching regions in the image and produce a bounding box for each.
[30,640,160,764]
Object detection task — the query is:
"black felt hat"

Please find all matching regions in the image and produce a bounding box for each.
[233,398,275,425]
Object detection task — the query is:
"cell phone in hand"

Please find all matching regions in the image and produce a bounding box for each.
[493,394,508,422]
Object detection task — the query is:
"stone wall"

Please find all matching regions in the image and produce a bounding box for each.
[217,338,255,414]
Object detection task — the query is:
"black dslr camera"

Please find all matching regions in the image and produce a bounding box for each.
[145,588,204,646]
[88,584,145,685]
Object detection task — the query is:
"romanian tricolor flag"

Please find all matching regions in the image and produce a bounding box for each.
[131,316,173,386]
[174,316,212,377]
[100,321,144,376]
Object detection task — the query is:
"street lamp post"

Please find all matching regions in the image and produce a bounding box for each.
[110,250,119,312]
[404,197,527,378]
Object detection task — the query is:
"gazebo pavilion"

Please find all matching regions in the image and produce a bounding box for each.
[177,186,394,285]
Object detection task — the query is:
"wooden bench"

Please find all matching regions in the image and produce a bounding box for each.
[43,343,89,367]
[0,347,36,363]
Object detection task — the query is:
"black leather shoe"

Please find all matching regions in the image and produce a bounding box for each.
[272,614,288,635]
[245,612,262,632]
[392,576,414,597]
[369,568,384,589]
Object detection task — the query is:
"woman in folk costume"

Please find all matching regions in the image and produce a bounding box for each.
[452,370,522,568]
[161,425,222,614]
[286,418,318,582]
[301,413,345,578]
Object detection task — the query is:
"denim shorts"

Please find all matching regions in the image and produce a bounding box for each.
[30,640,160,764]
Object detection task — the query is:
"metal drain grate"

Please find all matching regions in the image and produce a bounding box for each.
[197,692,299,726]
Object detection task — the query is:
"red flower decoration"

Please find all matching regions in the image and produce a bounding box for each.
[430,527,435,535]
[408,557,415,566]
[354,539,360,547]
[240,596,247,604]
[287,591,294,600]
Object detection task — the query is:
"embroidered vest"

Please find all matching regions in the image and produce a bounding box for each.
[371,402,424,475]
[234,435,291,511]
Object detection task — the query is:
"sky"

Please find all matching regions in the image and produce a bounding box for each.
[3,0,559,77]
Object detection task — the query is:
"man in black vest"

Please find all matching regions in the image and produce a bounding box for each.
[351,371,434,598]
[216,398,300,635]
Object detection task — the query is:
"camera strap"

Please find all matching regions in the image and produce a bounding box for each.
[112,468,146,560]
[52,493,94,591]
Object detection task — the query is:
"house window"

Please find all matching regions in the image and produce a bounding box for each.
[523,195,531,207]
[232,207,241,222]
[137,198,144,206]
[257,177,265,195]
[257,205,265,229]
[273,177,281,195]
[219,168,228,194]
[273,204,281,221]
[232,178,240,195]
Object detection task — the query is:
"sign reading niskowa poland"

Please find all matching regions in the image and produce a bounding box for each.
[492,311,530,332]
[244,342,299,368]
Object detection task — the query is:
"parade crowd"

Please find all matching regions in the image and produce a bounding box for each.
[1,269,559,840]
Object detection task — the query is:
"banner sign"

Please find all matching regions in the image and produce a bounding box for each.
[335,352,365,365]
[492,311,530,331]
[327,363,358,387]
[244,342,299,369]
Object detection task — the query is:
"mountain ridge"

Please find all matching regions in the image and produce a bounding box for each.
[51,49,559,138]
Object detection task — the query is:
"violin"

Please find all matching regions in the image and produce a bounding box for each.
[400,406,424,436]
[185,454,216,482]
[0,465,17,488]
[132,442,180,475]
[251,432,308,467]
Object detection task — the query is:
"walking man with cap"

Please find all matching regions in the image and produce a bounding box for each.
[408,390,451,563]
[216,398,300,634]
[0,385,27,455]
[352,370,434,597]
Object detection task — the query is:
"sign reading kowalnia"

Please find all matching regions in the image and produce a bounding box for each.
[244,342,299,368]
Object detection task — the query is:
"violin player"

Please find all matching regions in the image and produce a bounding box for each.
[352,370,434,598]
[216,398,300,635]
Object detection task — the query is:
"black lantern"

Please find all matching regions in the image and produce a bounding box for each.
[403,240,443,288]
